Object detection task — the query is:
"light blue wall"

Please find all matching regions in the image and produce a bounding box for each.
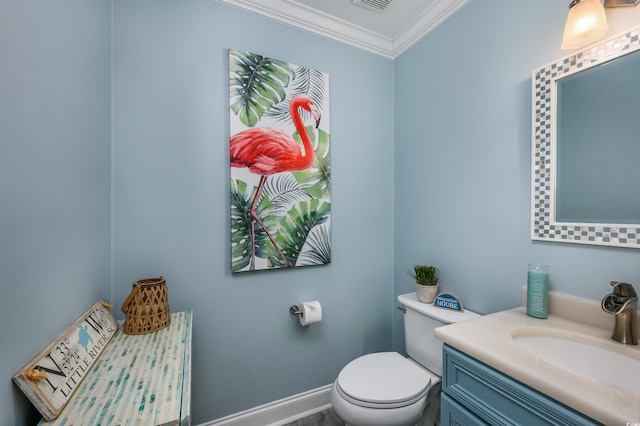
[393,0,640,352]
[4,0,640,424]
[0,1,112,424]
[111,0,394,423]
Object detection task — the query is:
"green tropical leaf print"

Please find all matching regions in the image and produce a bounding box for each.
[229,48,294,127]
[231,179,280,272]
[262,173,312,216]
[265,66,328,123]
[230,179,252,271]
[293,126,331,199]
[265,200,331,267]
[297,223,331,266]
[293,67,328,111]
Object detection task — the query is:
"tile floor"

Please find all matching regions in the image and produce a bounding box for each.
[282,408,344,426]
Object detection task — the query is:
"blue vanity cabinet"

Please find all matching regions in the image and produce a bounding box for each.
[441,345,602,426]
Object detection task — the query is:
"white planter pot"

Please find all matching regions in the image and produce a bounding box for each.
[416,284,439,303]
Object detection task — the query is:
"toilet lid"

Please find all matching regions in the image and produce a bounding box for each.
[336,352,431,408]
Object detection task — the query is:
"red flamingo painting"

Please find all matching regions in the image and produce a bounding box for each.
[230,94,321,270]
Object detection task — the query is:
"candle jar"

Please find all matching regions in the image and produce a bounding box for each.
[527,264,549,318]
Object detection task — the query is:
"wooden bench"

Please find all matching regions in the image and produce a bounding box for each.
[38,311,193,426]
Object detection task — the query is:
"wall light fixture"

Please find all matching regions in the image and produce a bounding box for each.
[604,0,639,7]
[561,0,609,49]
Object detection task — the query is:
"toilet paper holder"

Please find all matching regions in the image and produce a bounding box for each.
[289,305,303,316]
[289,301,322,326]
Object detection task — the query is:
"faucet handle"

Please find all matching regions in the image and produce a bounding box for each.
[610,281,638,298]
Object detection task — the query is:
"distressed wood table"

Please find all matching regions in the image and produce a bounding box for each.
[39,311,193,426]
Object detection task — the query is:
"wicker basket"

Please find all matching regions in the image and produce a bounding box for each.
[121,276,170,335]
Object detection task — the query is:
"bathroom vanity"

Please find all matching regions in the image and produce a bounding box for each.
[435,291,640,426]
[441,345,600,425]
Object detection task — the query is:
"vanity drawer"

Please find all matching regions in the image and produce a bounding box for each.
[442,392,488,426]
[442,345,602,426]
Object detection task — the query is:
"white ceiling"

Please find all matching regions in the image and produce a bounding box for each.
[217,0,471,58]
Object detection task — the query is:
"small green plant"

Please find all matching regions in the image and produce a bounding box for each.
[407,264,439,286]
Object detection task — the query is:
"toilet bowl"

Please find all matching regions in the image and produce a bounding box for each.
[330,292,480,426]
[330,352,439,426]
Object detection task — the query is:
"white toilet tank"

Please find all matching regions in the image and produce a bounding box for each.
[398,292,480,376]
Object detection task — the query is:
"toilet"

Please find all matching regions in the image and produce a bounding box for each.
[330,292,480,426]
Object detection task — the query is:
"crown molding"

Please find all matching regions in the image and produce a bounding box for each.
[217,0,471,59]
[393,0,471,57]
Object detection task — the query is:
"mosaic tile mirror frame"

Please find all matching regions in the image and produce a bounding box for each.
[531,26,640,249]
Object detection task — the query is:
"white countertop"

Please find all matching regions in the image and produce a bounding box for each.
[435,304,640,426]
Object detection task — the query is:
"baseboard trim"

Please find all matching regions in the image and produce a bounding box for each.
[201,384,333,426]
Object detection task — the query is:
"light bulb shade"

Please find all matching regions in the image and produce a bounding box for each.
[561,0,609,49]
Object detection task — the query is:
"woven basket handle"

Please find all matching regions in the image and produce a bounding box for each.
[121,285,140,314]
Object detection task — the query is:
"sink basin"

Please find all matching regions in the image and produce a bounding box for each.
[436,301,640,426]
[513,331,640,397]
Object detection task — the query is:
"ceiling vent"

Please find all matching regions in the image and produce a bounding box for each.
[352,0,392,13]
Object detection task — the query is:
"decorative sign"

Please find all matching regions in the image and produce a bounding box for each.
[434,292,464,312]
[13,301,118,421]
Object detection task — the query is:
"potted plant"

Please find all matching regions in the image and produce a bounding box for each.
[407,264,439,303]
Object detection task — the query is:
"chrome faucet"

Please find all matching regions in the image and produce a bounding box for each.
[601,281,638,345]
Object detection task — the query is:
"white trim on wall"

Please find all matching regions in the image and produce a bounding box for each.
[217,0,470,58]
[201,384,333,426]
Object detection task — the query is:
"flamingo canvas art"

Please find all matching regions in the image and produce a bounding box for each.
[229,49,331,272]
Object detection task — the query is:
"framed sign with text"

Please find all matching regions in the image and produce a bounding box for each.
[13,300,118,421]
[433,292,464,312]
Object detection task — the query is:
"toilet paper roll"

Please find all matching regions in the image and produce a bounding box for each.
[299,301,322,326]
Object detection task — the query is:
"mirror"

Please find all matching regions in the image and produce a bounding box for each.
[532,26,640,248]
[556,49,640,224]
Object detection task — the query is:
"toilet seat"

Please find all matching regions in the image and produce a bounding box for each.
[335,352,432,409]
